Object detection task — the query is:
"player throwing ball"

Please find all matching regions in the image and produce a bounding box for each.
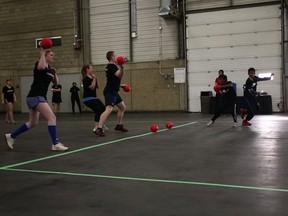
[207,74,237,127]
[4,47,68,151]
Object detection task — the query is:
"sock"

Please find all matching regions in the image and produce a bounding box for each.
[48,123,59,145]
[11,123,30,139]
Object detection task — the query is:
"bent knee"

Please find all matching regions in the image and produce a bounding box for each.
[27,122,38,128]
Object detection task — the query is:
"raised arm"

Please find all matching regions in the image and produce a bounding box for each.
[37,48,49,70]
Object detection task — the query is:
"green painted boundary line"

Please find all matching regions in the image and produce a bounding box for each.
[5,168,288,193]
[0,121,197,170]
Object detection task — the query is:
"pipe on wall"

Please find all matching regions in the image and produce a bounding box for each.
[182,0,188,111]
[129,0,137,62]
[80,0,91,65]
[281,0,287,111]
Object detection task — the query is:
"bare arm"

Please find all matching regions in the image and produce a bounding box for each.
[115,65,124,79]
[37,48,48,70]
[88,74,98,89]
[219,83,233,89]
[13,93,17,102]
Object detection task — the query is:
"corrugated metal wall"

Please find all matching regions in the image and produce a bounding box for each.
[186,0,279,11]
[186,4,282,112]
[132,1,179,62]
[90,0,130,64]
[89,0,179,64]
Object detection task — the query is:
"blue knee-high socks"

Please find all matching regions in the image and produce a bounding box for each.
[10,122,59,145]
[48,123,59,144]
[11,123,30,139]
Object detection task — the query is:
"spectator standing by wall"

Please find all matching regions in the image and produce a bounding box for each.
[2,78,17,124]
[70,82,82,114]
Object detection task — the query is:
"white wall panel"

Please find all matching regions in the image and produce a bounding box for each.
[187,19,281,38]
[186,0,279,11]
[187,32,281,49]
[186,5,282,112]
[186,0,230,11]
[188,57,281,72]
[188,44,281,61]
[186,4,280,24]
[233,0,278,6]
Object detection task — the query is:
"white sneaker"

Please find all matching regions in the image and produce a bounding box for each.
[51,143,68,151]
[93,125,108,133]
[4,133,15,150]
[233,122,238,127]
[103,125,109,131]
[207,120,214,127]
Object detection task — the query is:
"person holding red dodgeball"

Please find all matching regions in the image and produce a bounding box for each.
[4,38,68,151]
[94,51,128,136]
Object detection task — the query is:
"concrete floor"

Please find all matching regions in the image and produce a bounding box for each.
[0,112,288,216]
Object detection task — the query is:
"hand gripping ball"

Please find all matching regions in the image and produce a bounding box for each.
[117,56,126,65]
[123,85,131,92]
[214,85,222,94]
[41,38,53,49]
[150,124,159,132]
[214,85,219,92]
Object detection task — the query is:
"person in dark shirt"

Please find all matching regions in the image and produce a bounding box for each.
[94,51,128,136]
[207,74,237,127]
[81,64,105,133]
[4,48,68,151]
[214,69,225,112]
[2,78,17,124]
[241,67,273,126]
[70,82,82,114]
[51,83,62,113]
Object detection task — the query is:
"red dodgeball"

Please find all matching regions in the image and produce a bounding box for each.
[123,85,131,92]
[117,56,125,65]
[165,121,173,129]
[41,38,53,49]
[150,124,159,132]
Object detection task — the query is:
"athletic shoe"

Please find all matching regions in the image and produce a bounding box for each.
[51,143,68,151]
[114,124,128,132]
[240,108,247,119]
[233,122,238,127]
[207,120,214,127]
[94,128,105,136]
[4,133,15,150]
[242,120,252,126]
[93,125,108,133]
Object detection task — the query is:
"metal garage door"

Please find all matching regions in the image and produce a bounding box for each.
[187,4,282,112]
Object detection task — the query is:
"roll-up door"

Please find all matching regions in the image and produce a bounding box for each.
[187,5,282,112]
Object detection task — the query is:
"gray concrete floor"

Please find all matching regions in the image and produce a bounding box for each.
[0,112,288,216]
